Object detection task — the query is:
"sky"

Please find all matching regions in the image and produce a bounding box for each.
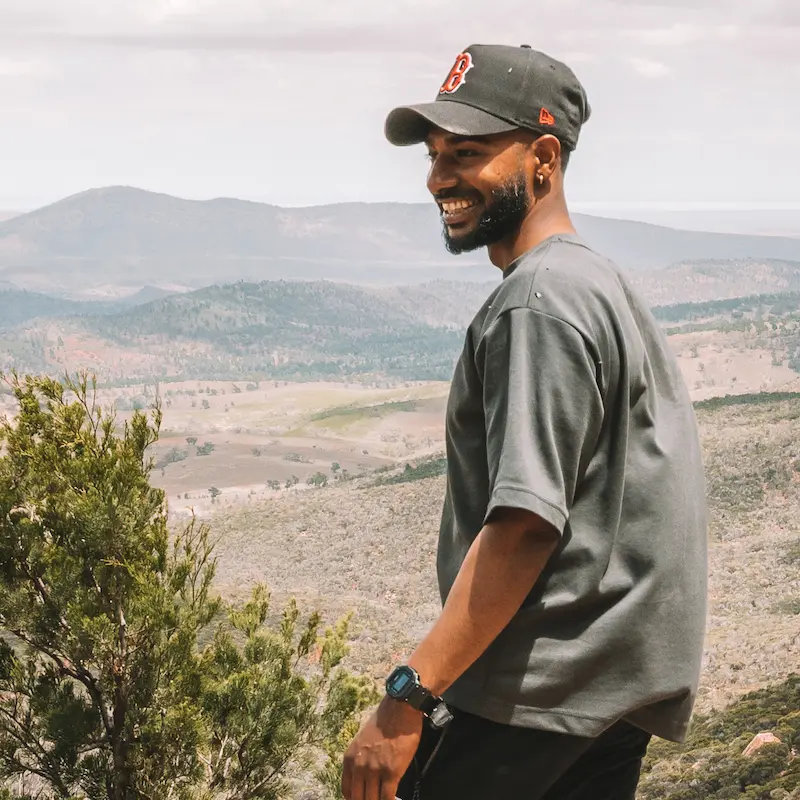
[1,0,799,218]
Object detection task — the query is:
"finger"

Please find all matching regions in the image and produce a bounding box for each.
[351,777,366,800]
[341,755,354,800]
[380,775,400,800]
[364,771,381,800]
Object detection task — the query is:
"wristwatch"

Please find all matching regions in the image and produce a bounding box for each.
[385,665,454,729]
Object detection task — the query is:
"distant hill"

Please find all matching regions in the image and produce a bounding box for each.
[629,258,800,306]
[2,186,800,294]
[370,280,496,329]
[114,285,178,307]
[0,285,178,331]
[0,289,103,330]
[0,281,467,382]
[5,272,800,384]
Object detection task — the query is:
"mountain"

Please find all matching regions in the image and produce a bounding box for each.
[0,289,104,330]
[3,186,800,294]
[628,258,800,306]
[5,266,800,383]
[114,285,178,307]
[0,285,179,331]
[0,281,466,382]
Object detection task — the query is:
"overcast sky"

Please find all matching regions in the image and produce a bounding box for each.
[1,0,799,215]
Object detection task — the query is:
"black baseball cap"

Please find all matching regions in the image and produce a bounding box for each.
[385,44,591,151]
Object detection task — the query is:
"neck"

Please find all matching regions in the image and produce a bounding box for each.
[487,191,575,272]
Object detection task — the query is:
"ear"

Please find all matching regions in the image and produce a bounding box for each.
[532,135,562,183]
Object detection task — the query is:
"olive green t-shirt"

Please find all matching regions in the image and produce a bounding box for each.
[438,233,708,743]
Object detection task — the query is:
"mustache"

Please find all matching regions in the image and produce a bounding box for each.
[433,189,482,203]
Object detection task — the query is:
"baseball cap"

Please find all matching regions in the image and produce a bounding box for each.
[384,44,591,151]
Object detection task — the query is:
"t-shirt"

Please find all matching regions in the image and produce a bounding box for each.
[438,232,708,743]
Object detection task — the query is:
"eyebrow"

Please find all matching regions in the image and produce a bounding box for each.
[425,135,487,150]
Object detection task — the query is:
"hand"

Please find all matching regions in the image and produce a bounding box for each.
[341,696,423,800]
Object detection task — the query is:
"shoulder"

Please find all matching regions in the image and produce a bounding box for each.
[477,235,636,344]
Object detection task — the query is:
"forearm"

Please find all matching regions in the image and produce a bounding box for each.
[407,508,558,697]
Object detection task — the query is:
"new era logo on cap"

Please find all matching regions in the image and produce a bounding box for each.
[539,108,555,126]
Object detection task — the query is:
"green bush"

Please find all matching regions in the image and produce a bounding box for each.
[639,676,800,799]
[0,372,377,800]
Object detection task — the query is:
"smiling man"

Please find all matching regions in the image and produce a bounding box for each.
[341,44,708,800]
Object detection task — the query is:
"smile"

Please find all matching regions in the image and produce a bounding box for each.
[440,198,480,224]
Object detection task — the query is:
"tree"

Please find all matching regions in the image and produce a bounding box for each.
[209,486,222,502]
[0,372,377,800]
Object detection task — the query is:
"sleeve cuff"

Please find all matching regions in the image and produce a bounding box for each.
[484,485,568,535]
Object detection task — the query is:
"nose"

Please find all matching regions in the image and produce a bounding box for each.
[426,154,459,197]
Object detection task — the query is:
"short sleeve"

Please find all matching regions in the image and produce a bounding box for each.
[478,307,604,534]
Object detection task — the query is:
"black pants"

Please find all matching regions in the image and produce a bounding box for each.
[396,708,652,800]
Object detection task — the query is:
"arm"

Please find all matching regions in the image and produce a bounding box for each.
[341,508,558,800]
[407,505,559,697]
[407,306,602,694]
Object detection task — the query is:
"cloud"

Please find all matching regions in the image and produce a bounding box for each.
[628,57,671,78]
[622,23,705,46]
[764,0,800,25]
[0,58,48,77]
[0,0,743,54]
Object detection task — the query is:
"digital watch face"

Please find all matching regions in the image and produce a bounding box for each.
[386,666,415,699]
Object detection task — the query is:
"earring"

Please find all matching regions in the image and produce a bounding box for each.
[537,173,545,185]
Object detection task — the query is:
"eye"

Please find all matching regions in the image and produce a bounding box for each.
[456,149,480,158]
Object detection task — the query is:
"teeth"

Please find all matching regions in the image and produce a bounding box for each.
[441,199,477,213]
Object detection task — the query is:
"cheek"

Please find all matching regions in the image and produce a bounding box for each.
[477,152,525,189]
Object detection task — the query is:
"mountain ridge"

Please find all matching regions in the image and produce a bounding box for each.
[3,186,800,294]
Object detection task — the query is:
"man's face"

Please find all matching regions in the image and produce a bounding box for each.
[425,128,536,255]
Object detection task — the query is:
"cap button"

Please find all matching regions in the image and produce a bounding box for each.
[520,44,531,48]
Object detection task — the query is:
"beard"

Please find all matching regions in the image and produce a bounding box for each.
[441,171,531,255]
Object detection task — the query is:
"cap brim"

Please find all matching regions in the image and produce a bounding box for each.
[384,101,517,146]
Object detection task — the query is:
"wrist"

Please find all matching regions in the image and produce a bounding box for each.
[381,693,423,720]
[384,664,454,729]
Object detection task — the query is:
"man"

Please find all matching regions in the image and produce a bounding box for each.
[342,44,708,800]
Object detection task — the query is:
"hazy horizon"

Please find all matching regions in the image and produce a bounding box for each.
[3,192,800,238]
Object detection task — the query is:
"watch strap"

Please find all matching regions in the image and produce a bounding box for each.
[404,682,433,711]
[405,682,447,718]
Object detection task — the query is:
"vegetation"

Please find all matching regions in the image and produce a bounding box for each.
[0,372,377,799]
[308,400,419,424]
[370,455,448,486]
[694,391,800,410]
[639,675,800,799]
[0,281,469,384]
[0,290,116,331]
[76,282,465,383]
[652,290,800,325]
[7,274,800,384]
